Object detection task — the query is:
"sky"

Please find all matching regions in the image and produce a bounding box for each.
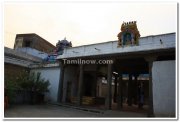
[4,2,177,48]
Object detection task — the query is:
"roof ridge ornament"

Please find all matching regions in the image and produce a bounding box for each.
[117,21,140,47]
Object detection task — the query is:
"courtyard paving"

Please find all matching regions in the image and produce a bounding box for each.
[4,104,147,118]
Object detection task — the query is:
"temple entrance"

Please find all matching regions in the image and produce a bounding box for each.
[62,58,150,113]
[110,57,149,113]
[63,52,175,115]
[74,58,150,113]
[84,73,94,96]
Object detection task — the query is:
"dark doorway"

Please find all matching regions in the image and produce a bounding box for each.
[83,73,94,96]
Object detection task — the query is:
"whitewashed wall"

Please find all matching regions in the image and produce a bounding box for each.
[58,33,175,59]
[152,60,175,117]
[31,67,60,103]
[16,47,48,59]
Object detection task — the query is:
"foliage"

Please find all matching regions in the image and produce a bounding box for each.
[27,72,50,93]
[5,70,28,103]
[5,80,19,103]
[16,71,50,93]
[15,70,30,90]
[5,70,50,104]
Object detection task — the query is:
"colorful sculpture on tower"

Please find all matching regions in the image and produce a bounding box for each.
[117,21,140,47]
[55,37,72,55]
[44,38,72,63]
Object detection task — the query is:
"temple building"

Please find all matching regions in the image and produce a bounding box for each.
[56,22,175,117]
[4,22,176,117]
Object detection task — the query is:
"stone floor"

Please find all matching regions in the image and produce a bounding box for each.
[4,104,147,118]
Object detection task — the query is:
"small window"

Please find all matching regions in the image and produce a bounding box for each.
[25,41,31,47]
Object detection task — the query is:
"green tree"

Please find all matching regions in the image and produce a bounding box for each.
[5,70,50,104]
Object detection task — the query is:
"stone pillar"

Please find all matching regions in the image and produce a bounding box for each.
[145,56,157,117]
[77,64,84,106]
[57,61,65,103]
[128,74,133,106]
[92,66,98,97]
[117,73,123,110]
[134,74,139,105]
[113,75,118,103]
[106,64,112,109]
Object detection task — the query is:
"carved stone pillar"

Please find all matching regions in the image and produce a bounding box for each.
[113,75,118,103]
[134,74,139,105]
[128,73,133,106]
[117,73,123,110]
[57,61,65,103]
[77,64,84,106]
[106,64,112,110]
[145,56,157,117]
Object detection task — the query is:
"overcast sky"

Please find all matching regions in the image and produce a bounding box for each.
[4,2,177,48]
